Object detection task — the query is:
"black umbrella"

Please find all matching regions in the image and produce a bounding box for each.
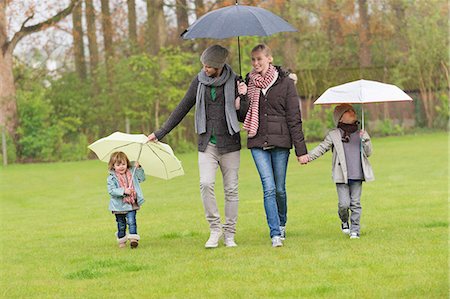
[181,1,297,77]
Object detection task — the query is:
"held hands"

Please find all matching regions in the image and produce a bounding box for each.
[298,154,310,165]
[134,161,140,168]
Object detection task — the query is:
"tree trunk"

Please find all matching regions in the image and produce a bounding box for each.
[85,0,99,76]
[358,0,371,67]
[391,0,409,55]
[325,0,345,66]
[194,0,205,19]
[100,0,114,85]
[0,50,17,141]
[146,0,165,55]
[176,0,189,36]
[127,0,137,53]
[72,0,87,79]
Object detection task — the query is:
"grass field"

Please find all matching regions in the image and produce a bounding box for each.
[0,132,448,298]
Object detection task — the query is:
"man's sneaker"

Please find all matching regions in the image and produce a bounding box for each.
[280,226,286,240]
[224,235,237,247]
[341,222,350,235]
[205,230,223,248]
[271,236,283,247]
[350,232,360,239]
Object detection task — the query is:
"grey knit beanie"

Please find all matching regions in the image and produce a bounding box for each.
[333,104,354,125]
[200,45,228,69]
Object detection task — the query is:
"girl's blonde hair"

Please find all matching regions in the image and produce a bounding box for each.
[251,44,272,57]
[108,151,131,170]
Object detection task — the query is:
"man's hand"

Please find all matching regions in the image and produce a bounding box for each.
[147,133,157,142]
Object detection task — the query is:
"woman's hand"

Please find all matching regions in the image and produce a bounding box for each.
[238,81,247,95]
[298,154,309,165]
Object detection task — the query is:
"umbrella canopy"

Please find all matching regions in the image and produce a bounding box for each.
[88,132,184,180]
[314,79,413,105]
[314,79,413,130]
[181,5,297,39]
[181,3,297,76]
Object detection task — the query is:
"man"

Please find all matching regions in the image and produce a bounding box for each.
[148,45,247,248]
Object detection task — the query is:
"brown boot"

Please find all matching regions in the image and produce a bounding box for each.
[128,234,140,249]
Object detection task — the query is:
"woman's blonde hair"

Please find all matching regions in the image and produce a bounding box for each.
[108,151,131,170]
[251,44,272,57]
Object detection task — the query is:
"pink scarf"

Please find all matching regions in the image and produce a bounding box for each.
[115,169,136,204]
[243,64,277,137]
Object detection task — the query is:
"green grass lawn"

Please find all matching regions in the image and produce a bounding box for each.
[1,132,448,298]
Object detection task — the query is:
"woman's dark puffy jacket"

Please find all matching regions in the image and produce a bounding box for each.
[243,66,307,157]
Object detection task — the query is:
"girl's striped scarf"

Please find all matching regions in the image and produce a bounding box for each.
[243,64,277,138]
[115,169,136,204]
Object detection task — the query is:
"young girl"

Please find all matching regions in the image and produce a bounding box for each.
[300,104,374,239]
[107,151,145,248]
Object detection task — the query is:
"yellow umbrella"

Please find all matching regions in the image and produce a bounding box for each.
[88,132,184,180]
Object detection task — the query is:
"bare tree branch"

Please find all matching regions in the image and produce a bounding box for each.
[5,0,80,54]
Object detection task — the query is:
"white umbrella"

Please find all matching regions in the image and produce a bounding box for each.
[314,79,413,129]
[88,132,184,180]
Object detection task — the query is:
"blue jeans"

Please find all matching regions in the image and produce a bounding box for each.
[115,210,137,238]
[251,147,290,238]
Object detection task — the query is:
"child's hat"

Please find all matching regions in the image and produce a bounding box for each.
[333,103,354,125]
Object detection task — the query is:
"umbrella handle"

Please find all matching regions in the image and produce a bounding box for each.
[130,144,143,188]
[238,36,241,77]
[361,105,365,131]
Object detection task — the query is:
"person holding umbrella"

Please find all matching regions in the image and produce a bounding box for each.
[148,45,247,248]
[107,151,146,249]
[299,104,375,239]
[237,44,307,247]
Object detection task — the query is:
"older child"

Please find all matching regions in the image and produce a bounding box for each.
[107,151,145,248]
[300,104,374,239]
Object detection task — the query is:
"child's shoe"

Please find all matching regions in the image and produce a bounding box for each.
[271,236,283,247]
[341,222,350,235]
[280,226,286,240]
[116,232,127,248]
[128,234,140,249]
[349,232,360,239]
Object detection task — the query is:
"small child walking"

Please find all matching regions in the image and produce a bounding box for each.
[107,151,146,248]
[301,104,374,239]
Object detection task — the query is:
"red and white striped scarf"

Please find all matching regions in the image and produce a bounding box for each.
[243,64,277,138]
[115,169,136,204]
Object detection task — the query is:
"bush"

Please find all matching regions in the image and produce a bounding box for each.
[372,119,405,136]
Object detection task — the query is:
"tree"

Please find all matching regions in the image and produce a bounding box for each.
[72,0,87,79]
[127,0,137,52]
[85,0,99,77]
[146,0,165,55]
[358,0,371,67]
[100,0,114,86]
[0,0,79,142]
[175,0,189,37]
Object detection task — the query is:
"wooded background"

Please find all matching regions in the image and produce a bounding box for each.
[0,0,448,163]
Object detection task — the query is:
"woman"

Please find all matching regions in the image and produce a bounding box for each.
[238,44,307,247]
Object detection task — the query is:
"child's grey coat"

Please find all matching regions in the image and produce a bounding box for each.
[308,128,374,183]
